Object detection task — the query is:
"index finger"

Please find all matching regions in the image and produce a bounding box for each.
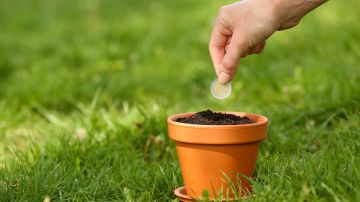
[209,20,232,77]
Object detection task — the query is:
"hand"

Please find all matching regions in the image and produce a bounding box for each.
[209,0,327,84]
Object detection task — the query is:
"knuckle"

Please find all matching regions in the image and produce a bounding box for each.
[233,40,250,57]
[222,58,236,73]
[218,6,231,23]
[218,6,229,15]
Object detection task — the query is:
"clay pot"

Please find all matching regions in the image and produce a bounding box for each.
[167,112,268,200]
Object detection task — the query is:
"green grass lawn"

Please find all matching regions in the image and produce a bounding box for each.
[0,0,359,201]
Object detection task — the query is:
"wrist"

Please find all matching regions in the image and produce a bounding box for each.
[268,0,284,30]
[271,0,328,30]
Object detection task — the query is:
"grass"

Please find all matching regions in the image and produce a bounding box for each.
[0,0,359,201]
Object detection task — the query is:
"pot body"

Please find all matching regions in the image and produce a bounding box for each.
[176,141,259,197]
[167,112,268,199]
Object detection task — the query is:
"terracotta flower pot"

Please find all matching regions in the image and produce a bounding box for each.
[167,112,268,200]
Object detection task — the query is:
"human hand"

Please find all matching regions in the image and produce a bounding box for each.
[209,0,327,84]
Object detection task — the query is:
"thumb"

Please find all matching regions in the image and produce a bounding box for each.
[218,36,249,84]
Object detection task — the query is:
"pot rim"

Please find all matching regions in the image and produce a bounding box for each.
[167,111,268,129]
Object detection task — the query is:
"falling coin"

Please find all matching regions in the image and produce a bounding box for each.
[210,79,231,99]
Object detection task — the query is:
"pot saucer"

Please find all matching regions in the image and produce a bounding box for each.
[174,186,241,202]
[174,186,194,202]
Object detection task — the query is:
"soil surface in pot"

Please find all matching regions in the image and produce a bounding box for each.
[176,110,254,125]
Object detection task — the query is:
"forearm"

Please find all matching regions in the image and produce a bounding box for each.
[273,0,328,30]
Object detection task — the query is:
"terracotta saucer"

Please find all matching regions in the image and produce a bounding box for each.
[174,186,242,202]
[174,186,194,202]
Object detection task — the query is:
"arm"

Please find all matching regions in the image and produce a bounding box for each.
[209,0,328,84]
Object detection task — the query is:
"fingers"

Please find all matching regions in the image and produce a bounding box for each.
[209,16,232,77]
[218,40,266,84]
[218,34,249,84]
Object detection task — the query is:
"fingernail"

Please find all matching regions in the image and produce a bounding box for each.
[218,72,231,85]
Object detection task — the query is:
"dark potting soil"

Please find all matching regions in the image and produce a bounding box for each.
[176,110,254,125]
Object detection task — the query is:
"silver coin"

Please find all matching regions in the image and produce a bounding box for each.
[210,79,231,99]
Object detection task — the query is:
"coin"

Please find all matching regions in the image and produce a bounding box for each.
[210,79,231,99]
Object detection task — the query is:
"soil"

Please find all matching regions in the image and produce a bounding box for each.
[176,110,254,125]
